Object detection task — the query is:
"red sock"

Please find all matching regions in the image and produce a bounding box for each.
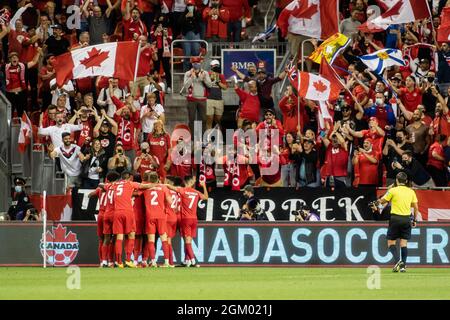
[108,243,114,263]
[168,243,174,265]
[185,243,194,260]
[149,241,156,260]
[133,238,142,262]
[101,244,109,263]
[98,239,103,262]
[162,240,169,260]
[125,238,135,261]
[184,243,190,260]
[142,242,149,262]
[115,239,123,264]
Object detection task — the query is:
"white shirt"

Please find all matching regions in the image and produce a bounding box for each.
[140,103,164,133]
[173,0,187,12]
[97,87,127,118]
[141,82,166,103]
[87,155,101,180]
[38,123,83,148]
[50,78,74,112]
[54,144,82,177]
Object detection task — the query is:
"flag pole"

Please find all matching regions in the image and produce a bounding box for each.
[132,42,143,95]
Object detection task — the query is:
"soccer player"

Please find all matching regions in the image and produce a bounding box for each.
[376,172,419,273]
[142,171,172,268]
[98,171,121,267]
[165,176,182,267]
[167,175,208,267]
[132,173,146,267]
[112,171,153,268]
[88,182,108,266]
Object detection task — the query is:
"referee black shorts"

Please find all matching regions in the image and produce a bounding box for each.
[387,214,412,240]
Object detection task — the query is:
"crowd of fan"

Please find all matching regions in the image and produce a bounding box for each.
[1,0,450,192]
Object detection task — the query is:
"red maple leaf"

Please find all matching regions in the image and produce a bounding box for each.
[381,0,403,19]
[47,224,78,243]
[313,80,328,93]
[292,2,318,20]
[80,47,109,71]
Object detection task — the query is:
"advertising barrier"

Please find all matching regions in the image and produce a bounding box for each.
[1,222,449,267]
[221,49,276,80]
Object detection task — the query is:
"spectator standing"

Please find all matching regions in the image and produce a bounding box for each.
[382,130,414,186]
[279,132,295,187]
[339,9,361,38]
[133,35,158,97]
[203,0,230,42]
[322,130,349,188]
[38,112,83,149]
[147,120,171,180]
[234,79,260,127]
[142,69,166,104]
[122,3,148,41]
[392,150,435,188]
[80,138,108,188]
[150,14,172,94]
[183,57,212,135]
[290,138,320,188]
[222,0,250,42]
[427,135,448,187]
[206,60,228,129]
[140,92,165,141]
[406,109,431,166]
[93,109,118,160]
[133,141,160,179]
[44,24,69,56]
[352,139,380,187]
[179,0,202,71]
[82,2,116,45]
[97,78,127,117]
[107,142,132,174]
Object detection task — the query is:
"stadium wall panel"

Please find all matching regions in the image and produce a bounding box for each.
[0,222,449,267]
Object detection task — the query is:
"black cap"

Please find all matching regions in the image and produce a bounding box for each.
[101,120,111,127]
[257,68,266,74]
[14,177,26,185]
[61,132,71,139]
[419,58,430,64]
[243,184,254,193]
[264,109,275,116]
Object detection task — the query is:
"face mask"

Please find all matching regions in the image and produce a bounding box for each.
[187,6,194,13]
[193,63,201,70]
[14,186,22,193]
[212,2,219,8]
[212,66,220,73]
[375,98,384,106]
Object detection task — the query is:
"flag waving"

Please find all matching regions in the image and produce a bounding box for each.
[437,6,450,42]
[309,33,351,64]
[359,49,406,74]
[55,41,140,87]
[288,69,340,101]
[367,0,431,31]
[277,0,339,40]
[18,112,32,153]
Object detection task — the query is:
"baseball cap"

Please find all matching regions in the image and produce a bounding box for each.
[264,109,275,116]
[390,76,401,81]
[419,58,430,64]
[257,68,267,74]
[210,59,220,66]
[243,184,254,193]
[101,120,111,127]
[190,56,203,63]
[14,177,26,185]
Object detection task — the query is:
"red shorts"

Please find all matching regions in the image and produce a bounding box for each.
[113,211,136,235]
[145,218,167,236]
[180,219,197,238]
[103,214,114,235]
[166,220,177,238]
[97,212,104,237]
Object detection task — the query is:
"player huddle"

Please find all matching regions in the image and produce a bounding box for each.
[89,170,208,268]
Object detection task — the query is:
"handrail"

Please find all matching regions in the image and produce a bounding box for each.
[0,91,12,212]
[170,39,210,96]
[264,0,276,30]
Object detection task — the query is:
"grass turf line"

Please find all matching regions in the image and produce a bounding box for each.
[1,267,449,300]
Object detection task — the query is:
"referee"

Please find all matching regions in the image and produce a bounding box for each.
[376,172,419,273]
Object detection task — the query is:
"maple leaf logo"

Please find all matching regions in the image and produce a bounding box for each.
[80,47,109,71]
[313,80,328,93]
[41,224,79,267]
[292,2,318,20]
[381,0,403,20]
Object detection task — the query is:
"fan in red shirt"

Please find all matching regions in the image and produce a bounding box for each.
[278,86,310,134]
[222,145,250,191]
[258,145,282,187]
[112,171,152,268]
[167,175,208,267]
[112,95,140,159]
[122,3,148,41]
[133,142,160,179]
[167,137,194,182]
[398,76,423,113]
[346,117,385,154]
[164,176,182,267]
[98,171,121,268]
[427,135,448,187]
[147,120,171,180]
[322,131,349,188]
[431,103,450,137]
[234,80,261,126]
[70,106,96,147]
[352,139,380,187]
[141,171,172,268]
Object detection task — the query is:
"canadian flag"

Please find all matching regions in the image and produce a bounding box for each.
[55,41,140,87]
[367,0,431,31]
[375,0,398,10]
[437,6,450,42]
[18,112,32,153]
[277,0,338,40]
[299,72,340,101]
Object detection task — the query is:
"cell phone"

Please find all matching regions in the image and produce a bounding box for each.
[319,131,326,138]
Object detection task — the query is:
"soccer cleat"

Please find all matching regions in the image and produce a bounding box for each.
[100,262,108,268]
[399,262,406,273]
[141,261,148,268]
[392,260,402,273]
[108,262,115,268]
[184,261,192,268]
[150,262,158,268]
[125,261,136,268]
[160,263,170,268]
[169,264,175,268]
[116,263,124,268]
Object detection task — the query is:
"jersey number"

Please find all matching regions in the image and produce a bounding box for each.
[150,191,158,205]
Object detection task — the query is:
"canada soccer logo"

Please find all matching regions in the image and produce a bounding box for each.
[40,224,79,267]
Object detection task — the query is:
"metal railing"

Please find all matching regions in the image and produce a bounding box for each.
[263,0,276,30]
[0,92,11,212]
[170,39,210,96]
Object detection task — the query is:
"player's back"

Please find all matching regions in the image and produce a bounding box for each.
[144,184,169,219]
[104,182,117,217]
[166,189,179,222]
[114,180,141,212]
[179,187,202,220]
[95,187,107,214]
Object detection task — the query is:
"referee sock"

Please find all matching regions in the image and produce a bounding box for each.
[401,247,408,263]
[389,245,399,262]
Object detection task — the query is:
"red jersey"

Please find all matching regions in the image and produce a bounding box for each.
[143,184,170,219]
[137,46,155,77]
[356,150,380,185]
[223,155,249,190]
[113,180,142,212]
[148,132,171,165]
[137,153,160,179]
[94,187,107,214]
[431,111,450,137]
[112,96,139,151]
[166,190,179,223]
[122,18,147,41]
[258,153,281,185]
[399,87,422,113]
[360,129,384,154]
[75,119,94,147]
[324,145,348,177]
[104,182,117,218]
[178,187,203,220]
[427,142,446,170]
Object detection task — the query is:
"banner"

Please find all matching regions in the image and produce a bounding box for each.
[1,222,449,266]
[221,49,276,80]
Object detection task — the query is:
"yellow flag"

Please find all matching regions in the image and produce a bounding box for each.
[309,33,351,65]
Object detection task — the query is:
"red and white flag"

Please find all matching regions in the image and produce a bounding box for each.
[288,67,340,101]
[18,112,32,153]
[368,0,431,31]
[319,57,345,99]
[437,6,450,42]
[277,0,338,40]
[55,41,140,87]
[375,0,397,10]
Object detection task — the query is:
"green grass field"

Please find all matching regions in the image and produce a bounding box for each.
[1,267,449,300]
